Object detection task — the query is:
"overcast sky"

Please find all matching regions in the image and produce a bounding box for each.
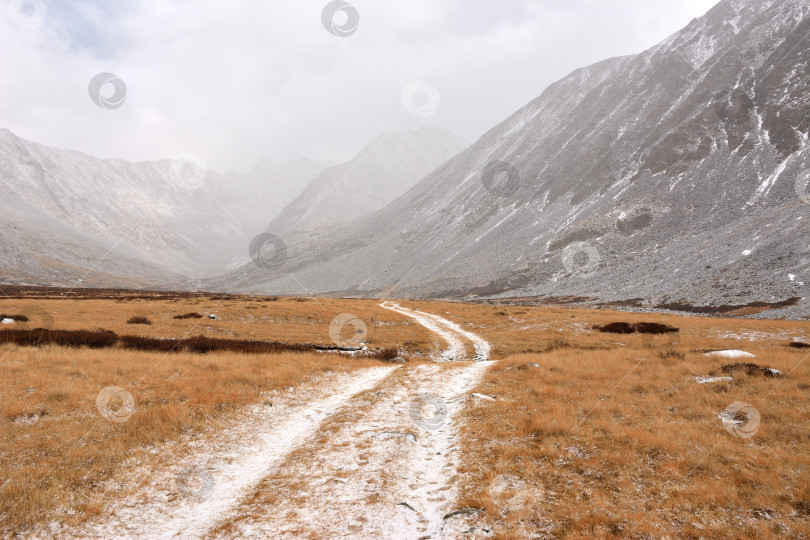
[0,0,719,172]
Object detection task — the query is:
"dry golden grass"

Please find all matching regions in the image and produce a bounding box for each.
[457,341,810,538]
[396,299,809,359]
[0,344,377,535]
[0,295,436,354]
[2,289,808,537]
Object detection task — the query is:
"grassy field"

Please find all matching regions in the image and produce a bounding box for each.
[0,288,808,537]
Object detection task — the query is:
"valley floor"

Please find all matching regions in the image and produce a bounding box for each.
[1,288,808,538]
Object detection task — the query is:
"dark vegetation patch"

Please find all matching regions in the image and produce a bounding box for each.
[721,363,783,377]
[656,297,801,314]
[518,336,612,354]
[126,316,152,325]
[0,328,396,361]
[0,314,29,322]
[596,322,635,334]
[788,341,810,349]
[595,321,679,334]
[0,285,280,303]
[173,312,204,319]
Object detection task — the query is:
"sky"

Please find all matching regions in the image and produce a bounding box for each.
[0,0,719,172]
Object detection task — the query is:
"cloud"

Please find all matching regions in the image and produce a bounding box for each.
[0,0,719,171]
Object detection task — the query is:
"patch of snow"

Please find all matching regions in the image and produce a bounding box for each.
[704,350,756,359]
[695,376,733,384]
[1,318,14,324]
[380,302,490,361]
[742,249,752,256]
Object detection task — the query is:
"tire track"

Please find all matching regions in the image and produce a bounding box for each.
[70,367,396,539]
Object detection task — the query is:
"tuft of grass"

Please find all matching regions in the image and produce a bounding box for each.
[173,312,204,320]
[126,316,152,325]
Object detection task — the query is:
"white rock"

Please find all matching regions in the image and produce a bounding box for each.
[1,318,14,324]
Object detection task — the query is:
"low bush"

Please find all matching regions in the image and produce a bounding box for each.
[173,312,204,319]
[126,316,152,325]
[0,314,29,322]
[596,321,679,334]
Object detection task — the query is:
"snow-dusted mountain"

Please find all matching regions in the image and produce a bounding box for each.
[266,128,468,236]
[0,129,331,281]
[226,157,335,233]
[208,0,809,316]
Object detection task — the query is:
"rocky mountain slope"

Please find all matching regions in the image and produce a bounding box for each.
[0,129,333,281]
[207,0,809,317]
[266,128,468,236]
[0,193,182,288]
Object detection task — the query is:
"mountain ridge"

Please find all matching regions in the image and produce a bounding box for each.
[204,0,809,318]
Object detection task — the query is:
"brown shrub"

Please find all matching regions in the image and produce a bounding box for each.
[0,314,29,322]
[595,321,635,334]
[126,316,152,325]
[374,347,400,362]
[173,312,204,320]
[596,321,678,334]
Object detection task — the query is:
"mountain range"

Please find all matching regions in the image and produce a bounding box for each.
[1,0,807,318]
[204,0,809,318]
[0,127,464,286]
